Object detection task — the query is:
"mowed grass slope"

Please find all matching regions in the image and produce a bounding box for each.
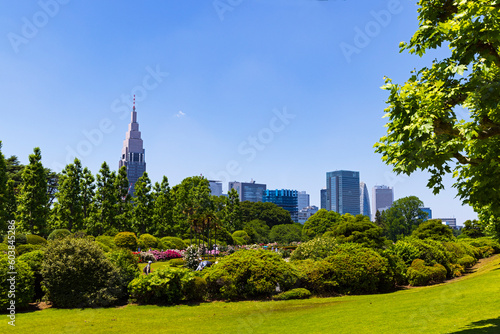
[13,255,500,334]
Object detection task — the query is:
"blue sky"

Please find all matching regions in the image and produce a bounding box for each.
[0,0,477,225]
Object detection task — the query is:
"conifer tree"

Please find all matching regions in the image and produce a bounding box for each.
[152,176,173,237]
[52,159,84,232]
[114,166,133,232]
[89,162,117,235]
[133,172,153,235]
[17,147,49,235]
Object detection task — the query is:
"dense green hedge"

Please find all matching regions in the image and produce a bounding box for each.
[138,234,158,249]
[107,249,140,298]
[47,229,71,241]
[290,237,339,261]
[204,249,302,300]
[273,288,311,300]
[26,235,47,245]
[95,236,116,250]
[114,232,138,251]
[128,267,202,304]
[41,238,122,308]
[160,236,186,250]
[407,259,447,286]
[295,244,394,295]
[0,254,34,309]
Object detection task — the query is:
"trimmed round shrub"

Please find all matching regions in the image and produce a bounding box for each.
[114,232,138,251]
[41,238,122,308]
[295,244,395,295]
[139,234,158,249]
[16,244,44,256]
[290,237,339,261]
[26,235,47,245]
[407,259,447,286]
[18,250,45,300]
[0,254,34,309]
[169,258,185,267]
[232,230,251,244]
[128,267,196,304]
[95,236,116,250]
[392,237,453,277]
[232,236,245,246]
[18,250,45,274]
[160,237,186,250]
[183,275,207,302]
[47,229,71,241]
[457,255,476,268]
[273,288,311,301]
[204,249,302,300]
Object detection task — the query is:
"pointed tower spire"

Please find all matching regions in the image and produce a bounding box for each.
[119,96,146,196]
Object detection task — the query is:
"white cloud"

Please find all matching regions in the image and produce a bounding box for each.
[175,110,186,118]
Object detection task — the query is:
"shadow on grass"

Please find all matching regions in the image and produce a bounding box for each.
[451,316,500,333]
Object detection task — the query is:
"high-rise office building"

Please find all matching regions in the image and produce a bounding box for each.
[263,189,299,222]
[208,180,223,196]
[298,205,319,224]
[421,207,432,220]
[297,191,310,210]
[371,185,394,219]
[118,96,146,196]
[326,170,360,215]
[228,180,266,202]
[320,188,327,210]
[360,182,371,218]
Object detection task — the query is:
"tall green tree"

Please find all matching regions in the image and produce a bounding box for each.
[172,176,212,239]
[16,147,49,235]
[462,219,485,238]
[88,162,117,235]
[81,167,95,228]
[152,176,173,237]
[374,1,500,238]
[114,166,132,232]
[4,179,17,222]
[0,142,8,234]
[5,155,24,187]
[301,209,341,241]
[239,201,293,229]
[133,172,153,235]
[381,196,428,242]
[52,159,84,232]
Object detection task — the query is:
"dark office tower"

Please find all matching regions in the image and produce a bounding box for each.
[263,189,299,222]
[228,180,266,202]
[320,188,327,210]
[371,185,394,220]
[326,170,360,215]
[119,96,146,196]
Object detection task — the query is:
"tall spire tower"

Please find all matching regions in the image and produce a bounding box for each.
[119,95,146,195]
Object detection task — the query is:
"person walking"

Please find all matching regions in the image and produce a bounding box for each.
[143,260,152,275]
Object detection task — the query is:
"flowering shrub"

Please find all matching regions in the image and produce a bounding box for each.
[205,249,220,256]
[132,252,156,263]
[150,250,182,262]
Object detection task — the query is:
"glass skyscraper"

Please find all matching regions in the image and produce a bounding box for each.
[228,180,266,202]
[326,170,360,215]
[371,185,394,220]
[263,189,298,222]
[360,182,371,218]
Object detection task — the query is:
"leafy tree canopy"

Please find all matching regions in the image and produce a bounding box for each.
[374,0,500,238]
[239,201,293,228]
[411,219,455,241]
[302,209,341,240]
[381,196,428,242]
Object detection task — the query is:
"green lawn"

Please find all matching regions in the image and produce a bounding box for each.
[11,255,500,334]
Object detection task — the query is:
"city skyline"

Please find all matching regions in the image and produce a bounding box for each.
[1,1,477,225]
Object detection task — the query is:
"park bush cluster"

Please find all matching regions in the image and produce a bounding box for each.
[1,224,499,310]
